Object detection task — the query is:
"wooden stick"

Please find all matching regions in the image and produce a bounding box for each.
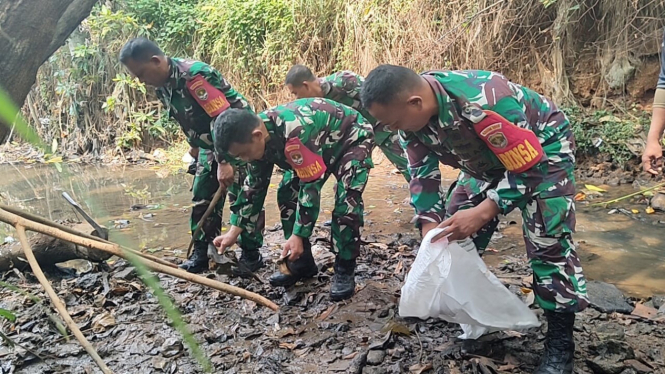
[588,182,665,207]
[186,186,225,258]
[15,225,113,374]
[0,204,177,269]
[0,208,279,311]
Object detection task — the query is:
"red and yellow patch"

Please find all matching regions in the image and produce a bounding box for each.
[284,138,326,182]
[473,111,545,173]
[186,75,230,117]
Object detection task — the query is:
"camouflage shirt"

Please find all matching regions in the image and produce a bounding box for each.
[155,58,251,152]
[230,98,374,238]
[402,70,576,223]
[321,71,393,145]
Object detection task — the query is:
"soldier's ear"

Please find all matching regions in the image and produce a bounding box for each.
[406,95,423,109]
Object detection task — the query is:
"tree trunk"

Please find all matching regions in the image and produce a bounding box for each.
[0,0,97,141]
[0,223,112,272]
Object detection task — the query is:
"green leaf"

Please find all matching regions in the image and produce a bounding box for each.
[51,138,58,153]
[0,308,16,322]
[0,87,43,147]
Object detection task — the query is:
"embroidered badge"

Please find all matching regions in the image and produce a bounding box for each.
[284,138,326,182]
[186,75,230,117]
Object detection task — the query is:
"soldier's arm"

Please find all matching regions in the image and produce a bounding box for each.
[292,178,326,239]
[400,131,446,226]
[196,64,251,110]
[485,96,548,214]
[335,71,363,104]
[229,160,273,232]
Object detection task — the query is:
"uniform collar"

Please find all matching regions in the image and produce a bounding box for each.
[319,78,332,97]
[422,74,463,129]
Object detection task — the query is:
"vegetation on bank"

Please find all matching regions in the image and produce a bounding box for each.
[16,0,665,165]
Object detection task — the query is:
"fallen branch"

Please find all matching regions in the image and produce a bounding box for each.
[186,186,225,258]
[0,208,279,311]
[15,225,113,374]
[589,182,665,207]
[0,204,176,269]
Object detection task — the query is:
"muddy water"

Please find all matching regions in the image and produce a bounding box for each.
[1,162,663,297]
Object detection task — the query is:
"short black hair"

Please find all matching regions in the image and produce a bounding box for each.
[285,64,316,86]
[119,37,164,64]
[213,109,261,154]
[361,64,422,107]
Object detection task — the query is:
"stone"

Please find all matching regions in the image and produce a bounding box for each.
[342,346,354,356]
[160,338,183,358]
[623,359,653,374]
[362,367,387,374]
[113,267,136,281]
[650,193,665,211]
[659,304,665,315]
[595,323,625,341]
[651,295,665,309]
[366,350,386,366]
[348,350,368,374]
[587,358,625,374]
[587,281,634,314]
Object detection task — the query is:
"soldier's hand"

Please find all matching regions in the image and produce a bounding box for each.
[432,200,499,243]
[213,230,240,255]
[217,162,235,188]
[282,235,304,261]
[642,139,663,175]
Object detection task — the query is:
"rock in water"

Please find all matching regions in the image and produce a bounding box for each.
[587,281,634,314]
[651,295,665,309]
[650,193,665,211]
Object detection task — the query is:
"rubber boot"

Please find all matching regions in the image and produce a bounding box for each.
[330,257,356,301]
[179,241,208,274]
[534,311,575,374]
[269,240,318,287]
[231,249,265,278]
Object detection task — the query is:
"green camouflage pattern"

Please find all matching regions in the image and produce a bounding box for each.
[230,98,374,260]
[191,149,265,250]
[321,71,410,181]
[397,70,587,312]
[155,58,250,150]
[155,57,264,249]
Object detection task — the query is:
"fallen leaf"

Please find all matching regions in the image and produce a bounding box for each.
[525,292,535,307]
[394,260,404,275]
[574,192,586,201]
[520,287,532,294]
[242,351,251,361]
[317,304,338,321]
[498,364,517,371]
[646,206,655,214]
[486,247,498,253]
[409,362,433,373]
[342,352,358,360]
[631,303,658,320]
[631,209,639,214]
[276,327,296,338]
[369,242,388,250]
[91,311,115,332]
[585,184,607,192]
[279,342,297,350]
[382,320,411,336]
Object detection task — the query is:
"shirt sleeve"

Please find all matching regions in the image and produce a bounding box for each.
[485,96,547,215]
[399,131,446,224]
[197,64,251,110]
[229,159,273,230]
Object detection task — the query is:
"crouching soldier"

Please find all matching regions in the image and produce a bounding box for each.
[212,98,374,300]
[361,65,589,374]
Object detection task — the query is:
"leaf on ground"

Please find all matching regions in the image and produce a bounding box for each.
[0,308,16,322]
[409,363,433,373]
[317,304,338,321]
[646,206,655,214]
[369,242,388,250]
[343,352,358,360]
[45,156,63,164]
[92,311,116,332]
[631,303,658,320]
[631,209,639,214]
[498,364,517,371]
[382,320,411,336]
[585,184,607,192]
[574,192,586,201]
[279,342,297,350]
[520,287,532,294]
[394,260,404,275]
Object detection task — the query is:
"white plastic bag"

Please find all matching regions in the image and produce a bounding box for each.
[399,228,540,339]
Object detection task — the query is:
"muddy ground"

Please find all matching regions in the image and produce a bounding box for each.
[0,222,663,374]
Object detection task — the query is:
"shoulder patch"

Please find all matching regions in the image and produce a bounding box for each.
[470,108,546,173]
[186,75,230,117]
[284,138,326,182]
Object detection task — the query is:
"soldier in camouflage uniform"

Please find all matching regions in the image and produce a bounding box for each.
[284,65,410,181]
[119,38,265,275]
[361,65,589,374]
[211,98,374,300]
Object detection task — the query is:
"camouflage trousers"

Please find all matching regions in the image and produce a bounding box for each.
[445,172,589,313]
[277,161,370,261]
[191,149,265,250]
[375,125,410,182]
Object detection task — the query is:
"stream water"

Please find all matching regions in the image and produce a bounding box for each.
[0,162,663,298]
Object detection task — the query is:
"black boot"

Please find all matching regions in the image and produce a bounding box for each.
[269,240,318,287]
[534,311,575,374]
[231,249,265,278]
[330,257,356,301]
[179,241,209,274]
